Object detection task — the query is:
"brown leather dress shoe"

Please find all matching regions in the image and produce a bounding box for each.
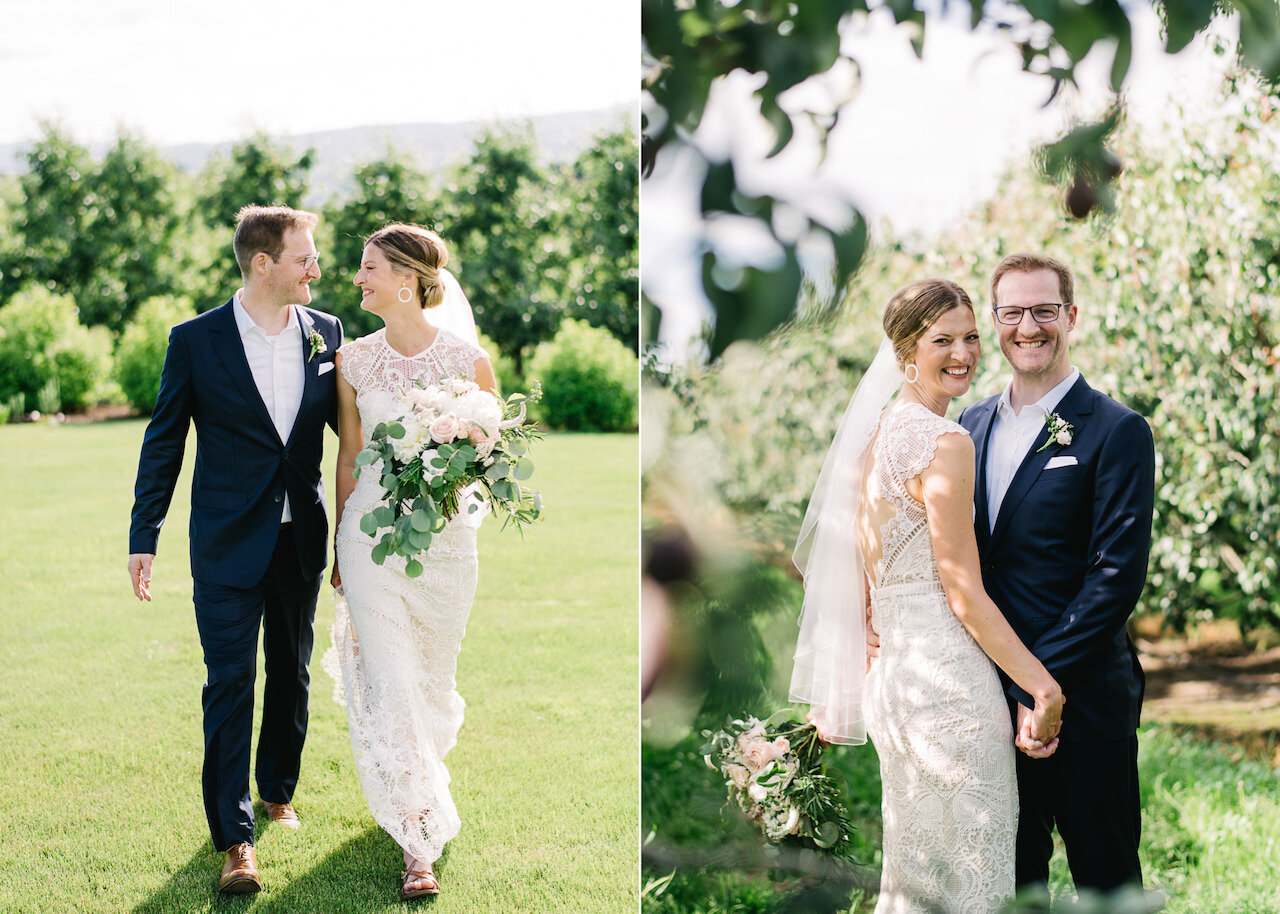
[219,843,261,894]
[264,801,301,829]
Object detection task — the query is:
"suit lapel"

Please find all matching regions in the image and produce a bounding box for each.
[208,301,282,444]
[969,399,998,556]
[286,309,319,447]
[989,374,1094,547]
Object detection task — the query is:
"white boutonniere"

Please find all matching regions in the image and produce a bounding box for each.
[1035,411,1074,454]
[307,330,326,362]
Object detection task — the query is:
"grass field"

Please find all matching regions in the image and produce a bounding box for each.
[0,420,638,912]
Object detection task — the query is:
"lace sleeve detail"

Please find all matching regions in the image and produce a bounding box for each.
[887,406,971,488]
[338,335,378,393]
[433,331,488,381]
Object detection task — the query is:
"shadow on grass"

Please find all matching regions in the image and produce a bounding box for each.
[133,822,450,913]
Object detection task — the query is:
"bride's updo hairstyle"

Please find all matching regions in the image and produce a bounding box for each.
[882,279,974,369]
[365,223,449,308]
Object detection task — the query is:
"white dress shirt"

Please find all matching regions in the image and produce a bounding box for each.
[232,292,305,523]
[985,367,1079,531]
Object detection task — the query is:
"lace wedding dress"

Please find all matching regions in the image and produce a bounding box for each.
[861,403,1016,914]
[323,326,488,865]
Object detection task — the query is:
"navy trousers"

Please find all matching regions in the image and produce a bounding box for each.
[1015,734,1143,893]
[192,523,322,851]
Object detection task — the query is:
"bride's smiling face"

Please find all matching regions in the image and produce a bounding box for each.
[909,306,981,402]
[353,243,414,313]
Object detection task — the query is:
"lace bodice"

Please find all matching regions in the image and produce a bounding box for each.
[338,327,489,441]
[870,403,970,589]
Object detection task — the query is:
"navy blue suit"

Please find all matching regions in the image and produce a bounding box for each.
[959,373,1154,892]
[129,299,342,850]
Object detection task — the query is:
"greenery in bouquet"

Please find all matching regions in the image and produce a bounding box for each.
[354,378,543,576]
[701,709,855,859]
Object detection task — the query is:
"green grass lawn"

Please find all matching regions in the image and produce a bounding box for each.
[0,420,638,913]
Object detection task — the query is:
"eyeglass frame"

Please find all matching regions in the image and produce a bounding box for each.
[267,251,321,271]
[991,302,1070,325]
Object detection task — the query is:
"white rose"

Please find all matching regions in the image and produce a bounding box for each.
[747,782,768,802]
[1056,430,1072,446]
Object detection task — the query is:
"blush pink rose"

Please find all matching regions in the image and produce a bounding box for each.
[740,738,784,772]
[429,413,462,443]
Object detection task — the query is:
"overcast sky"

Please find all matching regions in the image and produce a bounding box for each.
[0,0,637,145]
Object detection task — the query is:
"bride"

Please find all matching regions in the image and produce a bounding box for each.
[791,279,1065,913]
[326,223,497,899]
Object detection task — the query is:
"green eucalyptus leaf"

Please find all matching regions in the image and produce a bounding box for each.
[359,512,380,536]
[405,558,424,578]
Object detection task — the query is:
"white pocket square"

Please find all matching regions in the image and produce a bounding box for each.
[1045,455,1077,469]
[318,362,335,376]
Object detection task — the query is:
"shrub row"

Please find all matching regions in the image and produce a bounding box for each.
[0,291,638,432]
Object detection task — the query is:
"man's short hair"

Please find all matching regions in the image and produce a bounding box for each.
[232,205,319,277]
[990,252,1074,308]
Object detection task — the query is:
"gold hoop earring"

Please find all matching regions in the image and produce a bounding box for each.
[398,287,413,303]
[904,364,919,384]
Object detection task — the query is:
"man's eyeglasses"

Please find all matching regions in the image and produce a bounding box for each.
[992,303,1068,325]
[269,252,321,271]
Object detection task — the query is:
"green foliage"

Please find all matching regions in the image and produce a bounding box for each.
[113,295,196,413]
[528,318,638,432]
[642,0,1280,358]
[441,125,564,374]
[194,133,314,299]
[476,328,522,396]
[2,125,181,333]
[563,121,640,349]
[317,149,435,335]
[0,284,112,411]
[76,132,182,331]
[663,72,1280,632]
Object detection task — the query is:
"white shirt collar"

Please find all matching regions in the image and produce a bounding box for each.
[232,290,299,337]
[997,366,1080,419]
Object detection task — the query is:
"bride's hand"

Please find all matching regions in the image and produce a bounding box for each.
[330,564,341,591]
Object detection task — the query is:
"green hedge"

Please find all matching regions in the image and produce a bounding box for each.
[113,295,196,413]
[0,284,113,412]
[528,318,638,432]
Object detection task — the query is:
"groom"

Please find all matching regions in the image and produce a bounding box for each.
[958,252,1155,894]
[127,205,343,893]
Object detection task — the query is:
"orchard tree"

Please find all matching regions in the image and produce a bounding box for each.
[319,149,435,336]
[440,125,563,375]
[563,121,639,350]
[78,132,181,332]
[195,133,314,300]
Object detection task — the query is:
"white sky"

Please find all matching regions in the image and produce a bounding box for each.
[642,5,1236,356]
[0,0,638,145]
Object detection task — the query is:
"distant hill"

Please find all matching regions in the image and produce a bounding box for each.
[0,104,636,200]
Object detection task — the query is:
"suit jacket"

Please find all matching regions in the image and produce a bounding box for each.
[129,299,344,589]
[958,374,1155,741]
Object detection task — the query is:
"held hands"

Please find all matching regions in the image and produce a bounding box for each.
[330,562,342,592]
[1015,692,1065,759]
[128,553,155,601]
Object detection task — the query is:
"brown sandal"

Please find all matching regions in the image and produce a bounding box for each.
[400,865,440,899]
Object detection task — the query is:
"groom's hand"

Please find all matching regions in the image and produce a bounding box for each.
[128,553,155,601]
[1015,703,1059,759]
